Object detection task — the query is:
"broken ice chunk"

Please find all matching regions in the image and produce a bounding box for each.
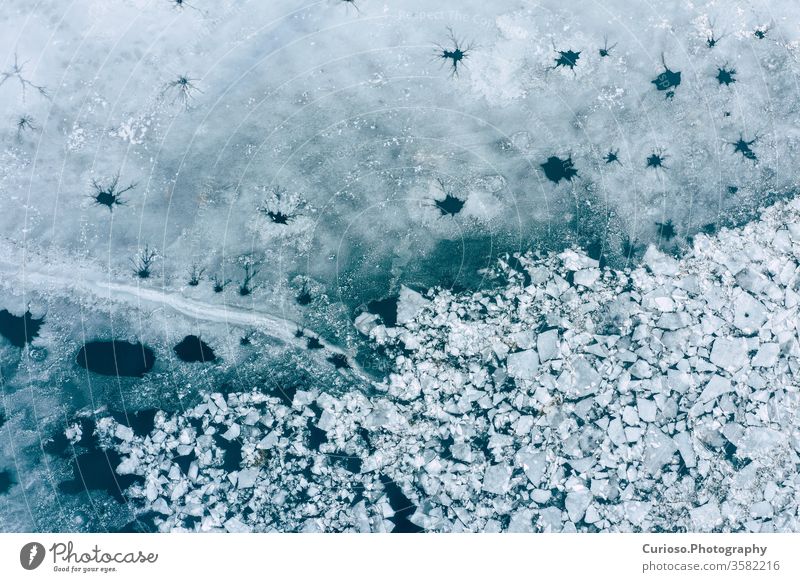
[223,517,251,533]
[642,427,677,475]
[696,375,733,404]
[574,268,600,287]
[507,348,539,380]
[751,343,780,367]
[396,286,430,325]
[115,424,134,442]
[557,357,601,398]
[732,292,768,334]
[516,448,547,485]
[636,398,657,423]
[237,467,259,489]
[737,428,787,459]
[507,509,534,532]
[709,337,748,371]
[537,329,559,362]
[450,443,473,463]
[221,424,240,440]
[482,463,512,495]
[537,507,564,532]
[565,489,592,522]
[656,312,690,330]
[510,329,536,350]
[690,502,723,530]
[666,368,692,393]
[643,246,679,276]
[673,431,696,468]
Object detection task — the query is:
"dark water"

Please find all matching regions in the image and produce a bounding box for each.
[0,309,44,347]
[44,417,98,457]
[174,452,196,475]
[380,474,423,533]
[333,452,362,474]
[173,335,217,363]
[110,409,158,437]
[213,434,243,472]
[48,416,144,502]
[541,156,578,183]
[435,194,465,216]
[76,341,155,377]
[59,449,143,502]
[367,296,399,327]
[307,421,328,451]
[0,469,13,494]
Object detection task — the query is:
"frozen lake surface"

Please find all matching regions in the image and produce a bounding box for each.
[1,0,800,532]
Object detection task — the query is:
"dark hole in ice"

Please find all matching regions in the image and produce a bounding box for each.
[173,335,216,363]
[367,295,399,327]
[586,239,608,269]
[380,474,423,533]
[213,434,243,472]
[333,452,361,473]
[296,287,312,306]
[266,210,290,224]
[306,336,323,350]
[270,381,298,406]
[109,409,158,437]
[0,410,5,430]
[675,457,691,478]
[94,191,120,209]
[59,449,143,502]
[604,149,620,164]
[722,440,751,470]
[327,353,350,369]
[435,194,465,216]
[621,237,643,260]
[651,57,681,96]
[728,185,739,194]
[471,432,493,460]
[599,38,616,58]
[76,341,155,377]
[0,469,14,494]
[438,29,471,76]
[754,28,768,39]
[646,152,666,169]
[701,223,717,235]
[716,67,736,86]
[358,427,375,454]
[440,435,454,459]
[541,156,578,183]
[553,49,580,70]
[732,137,757,161]
[307,405,328,451]
[174,451,196,475]
[656,219,677,241]
[182,516,201,530]
[549,488,567,508]
[0,308,44,348]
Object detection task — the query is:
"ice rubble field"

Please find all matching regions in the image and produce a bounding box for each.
[1,0,800,532]
[97,197,800,532]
